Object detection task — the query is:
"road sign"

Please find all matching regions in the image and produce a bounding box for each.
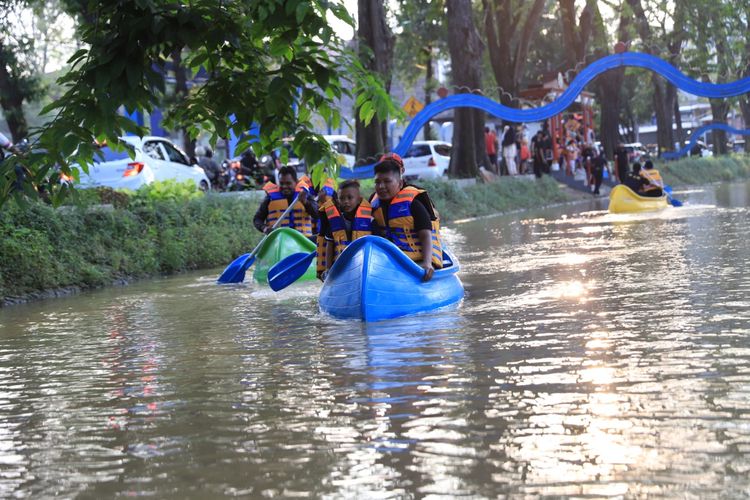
[403,96,424,117]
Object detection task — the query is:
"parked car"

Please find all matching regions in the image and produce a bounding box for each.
[75,136,210,191]
[402,140,451,180]
[623,142,649,163]
[324,135,356,169]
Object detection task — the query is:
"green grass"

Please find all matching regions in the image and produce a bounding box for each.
[419,176,570,223]
[656,154,750,186]
[1,188,262,301]
[4,154,748,303]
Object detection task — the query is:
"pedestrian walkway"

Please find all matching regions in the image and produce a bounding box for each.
[549,168,617,196]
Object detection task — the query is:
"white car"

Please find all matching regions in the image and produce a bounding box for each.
[76,136,210,191]
[324,135,356,169]
[402,140,451,180]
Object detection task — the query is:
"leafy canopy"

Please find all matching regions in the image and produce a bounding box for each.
[2,0,399,205]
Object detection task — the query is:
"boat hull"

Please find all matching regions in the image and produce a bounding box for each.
[319,236,464,322]
[252,228,317,284]
[608,184,669,214]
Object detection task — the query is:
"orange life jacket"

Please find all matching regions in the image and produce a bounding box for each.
[324,199,372,264]
[371,186,443,269]
[640,168,663,192]
[262,182,313,236]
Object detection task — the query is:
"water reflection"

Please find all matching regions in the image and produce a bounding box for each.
[0,182,748,497]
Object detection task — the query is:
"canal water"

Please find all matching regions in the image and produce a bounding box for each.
[1,182,748,498]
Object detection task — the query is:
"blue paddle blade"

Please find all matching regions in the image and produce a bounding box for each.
[268,251,317,292]
[217,253,255,284]
[669,197,683,207]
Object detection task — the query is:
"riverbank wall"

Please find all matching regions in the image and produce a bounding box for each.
[2,154,748,305]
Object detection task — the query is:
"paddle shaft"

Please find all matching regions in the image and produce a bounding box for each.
[247,192,301,260]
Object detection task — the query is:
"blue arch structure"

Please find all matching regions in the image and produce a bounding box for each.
[662,123,750,159]
[341,51,750,178]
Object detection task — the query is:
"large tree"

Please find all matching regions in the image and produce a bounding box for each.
[627,0,683,155]
[446,0,486,177]
[1,0,395,204]
[394,0,446,140]
[682,0,738,156]
[0,1,43,141]
[482,0,547,106]
[558,0,630,158]
[356,0,394,161]
[739,2,750,153]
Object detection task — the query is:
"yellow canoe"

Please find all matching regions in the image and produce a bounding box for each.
[608,185,669,214]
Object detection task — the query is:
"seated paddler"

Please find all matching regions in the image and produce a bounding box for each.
[370,153,443,282]
[253,165,318,237]
[315,177,337,280]
[639,160,664,197]
[317,180,372,280]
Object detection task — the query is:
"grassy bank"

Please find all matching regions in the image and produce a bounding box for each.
[0,177,571,303]
[4,153,747,305]
[1,187,262,304]
[422,175,570,223]
[657,154,750,185]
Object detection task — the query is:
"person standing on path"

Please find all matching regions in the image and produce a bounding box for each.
[501,125,517,175]
[531,131,548,179]
[484,126,498,173]
[590,150,609,195]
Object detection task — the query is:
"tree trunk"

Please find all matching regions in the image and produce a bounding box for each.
[741,98,750,153]
[484,0,545,106]
[423,48,433,140]
[709,98,729,155]
[559,0,595,68]
[652,77,674,155]
[0,43,30,142]
[447,0,486,177]
[673,90,683,149]
[584,5,629,159]
[596,68,625,158]
[356,0,394,161]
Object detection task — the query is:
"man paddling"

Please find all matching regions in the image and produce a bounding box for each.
[253,166,318,237]
[370,153,443,282]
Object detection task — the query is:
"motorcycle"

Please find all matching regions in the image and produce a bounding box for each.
[222,150,276,191]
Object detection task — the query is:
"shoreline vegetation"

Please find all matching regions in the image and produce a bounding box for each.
[2,155,749,306]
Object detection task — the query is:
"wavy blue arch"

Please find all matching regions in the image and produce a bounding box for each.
[661,123,750,159]
[341,51,750,178]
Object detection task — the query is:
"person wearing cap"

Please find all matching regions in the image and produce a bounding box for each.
[370,153,443,282]
[253,165,318,237]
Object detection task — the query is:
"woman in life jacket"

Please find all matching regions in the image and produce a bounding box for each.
[252,165,318,237]
[370,153,443,282]
[317,180,372,280]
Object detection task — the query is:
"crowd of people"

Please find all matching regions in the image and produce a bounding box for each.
[483,118,667,198]
[253,153,443,283]
[484,123,560,179]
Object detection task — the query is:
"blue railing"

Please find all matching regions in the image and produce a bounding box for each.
[341,52,750,178]
[662,123,750,159]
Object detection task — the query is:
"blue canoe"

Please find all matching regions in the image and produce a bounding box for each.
[319,236,464,322]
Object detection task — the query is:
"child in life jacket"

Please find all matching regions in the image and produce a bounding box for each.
[316,180,372,280]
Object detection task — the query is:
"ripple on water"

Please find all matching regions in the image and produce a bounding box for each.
[0,185,748,497]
